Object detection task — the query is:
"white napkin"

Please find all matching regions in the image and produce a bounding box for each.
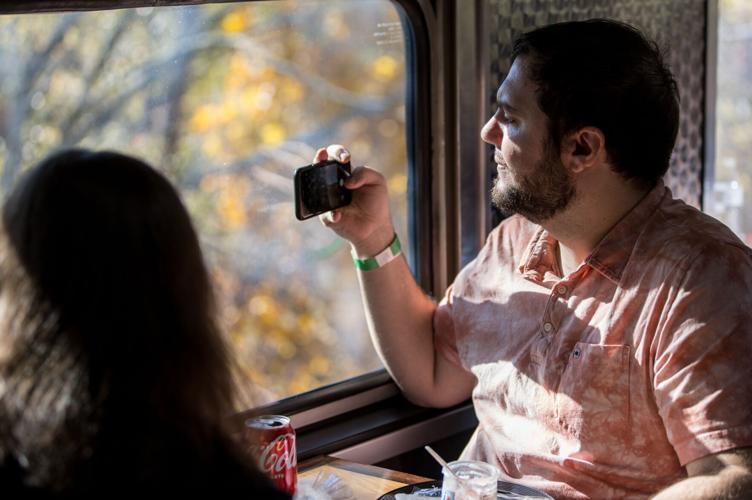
[294,472,355,500]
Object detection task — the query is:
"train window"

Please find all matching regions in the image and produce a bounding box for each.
[711,0,752,246]
[0,1,410,405]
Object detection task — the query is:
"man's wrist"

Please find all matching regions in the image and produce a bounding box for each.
[351,225,396,258]
[352,234,401,271]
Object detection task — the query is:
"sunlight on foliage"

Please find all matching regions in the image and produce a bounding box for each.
[388,172,407,195]
[260,123,286,146]
[372,55,398,80]
[222,11,249,33]
[0,1,407,404]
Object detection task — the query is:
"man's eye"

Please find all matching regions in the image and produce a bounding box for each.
[498,115,515,126]
[493,108,516,126]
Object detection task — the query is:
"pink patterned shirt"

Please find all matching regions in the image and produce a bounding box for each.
[434,183,752,498]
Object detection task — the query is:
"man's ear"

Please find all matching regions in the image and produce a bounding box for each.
[560,127,606,174]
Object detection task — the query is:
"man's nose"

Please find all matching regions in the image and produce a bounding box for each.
[480,117,502,147]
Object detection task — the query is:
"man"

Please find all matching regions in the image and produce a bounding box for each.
[316,19,752,498]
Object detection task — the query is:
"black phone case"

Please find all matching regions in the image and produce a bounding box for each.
[294,160,352,220]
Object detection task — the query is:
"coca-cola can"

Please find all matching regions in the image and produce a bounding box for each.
[244,415,297,495]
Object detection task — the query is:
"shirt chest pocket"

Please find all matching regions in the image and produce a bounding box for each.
[555,343,631,444]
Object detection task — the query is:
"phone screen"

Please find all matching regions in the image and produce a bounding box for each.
[294,160,352,220]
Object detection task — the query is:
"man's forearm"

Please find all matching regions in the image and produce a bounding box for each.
[355,252,441,404]
[652,465,752,500]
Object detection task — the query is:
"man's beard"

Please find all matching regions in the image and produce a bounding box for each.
[491,148,576,224]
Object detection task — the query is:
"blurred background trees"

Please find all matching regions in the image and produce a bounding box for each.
[0,0,408,405]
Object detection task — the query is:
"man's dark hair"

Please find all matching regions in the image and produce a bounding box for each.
[512,19,680,188]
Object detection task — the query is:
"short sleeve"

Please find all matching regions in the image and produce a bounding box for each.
[433,284,468,371]
[652,243,752,465]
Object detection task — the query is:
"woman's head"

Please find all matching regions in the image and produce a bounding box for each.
[0,149,236,488]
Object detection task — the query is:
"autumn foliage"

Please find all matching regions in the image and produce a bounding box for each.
[0,1,408,405]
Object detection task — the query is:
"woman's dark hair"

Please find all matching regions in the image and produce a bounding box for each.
[0,149,278,494]
[512,19,680,189]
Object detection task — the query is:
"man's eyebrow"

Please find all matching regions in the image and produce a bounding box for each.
[496,89,519,113]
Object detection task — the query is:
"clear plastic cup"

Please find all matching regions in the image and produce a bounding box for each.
[441,460,499,500]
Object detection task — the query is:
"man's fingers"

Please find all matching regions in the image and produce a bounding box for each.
[318,210,341,226]
[326,144,350,163]
[344,165,382,189]
[314,148,328,164]
[313,145,350,165]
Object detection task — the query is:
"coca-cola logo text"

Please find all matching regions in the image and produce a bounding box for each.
[255,433,297,477]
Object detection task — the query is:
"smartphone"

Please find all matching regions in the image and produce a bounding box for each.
[294,159,352,220]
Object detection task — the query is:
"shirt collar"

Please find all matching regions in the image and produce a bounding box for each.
[518,181,669,285]
[518,227,560,283]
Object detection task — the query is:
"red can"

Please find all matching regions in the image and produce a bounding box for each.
[244,415,297,495]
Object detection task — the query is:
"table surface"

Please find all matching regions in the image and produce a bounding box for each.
[299,456,433,498]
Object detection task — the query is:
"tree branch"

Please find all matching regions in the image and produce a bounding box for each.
[57,10,137,137]
[22,13,82,95]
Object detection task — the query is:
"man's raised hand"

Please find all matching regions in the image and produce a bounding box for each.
[313,145,395,257]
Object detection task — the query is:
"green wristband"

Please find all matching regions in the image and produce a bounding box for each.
[352,234,402,271]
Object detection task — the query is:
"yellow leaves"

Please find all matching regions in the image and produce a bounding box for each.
[297,313,316,333]
[226,121,247,146]
[189,54,296,154]
[10,3,408,403]
[201,134,223,158]
[259,66,276,82]
[190,101,237,133]
[200,173,250,229]
[217,181,248,229]
[289,374,315,395]
[246,293,298,359]
[388,173,407,195]
[260,122,286,146]
[226,54,256,90]
[191,105,221,132]
[308,356,330,375]
[274,335,297,359]
[240,88,259,110]
[280,80,304,102]
[248,293,279,324]
[219,100,238,121]
[222,13,245,33]
[221,8,252,33]
[372,55,398,80]
[174,5,408,401]
[221,277,372,400]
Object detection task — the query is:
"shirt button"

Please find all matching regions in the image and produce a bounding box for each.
[543,322,554,333]
[556,285,567,295]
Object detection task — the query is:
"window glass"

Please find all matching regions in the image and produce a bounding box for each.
[0,1,408,404]
[712,0,752,246]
